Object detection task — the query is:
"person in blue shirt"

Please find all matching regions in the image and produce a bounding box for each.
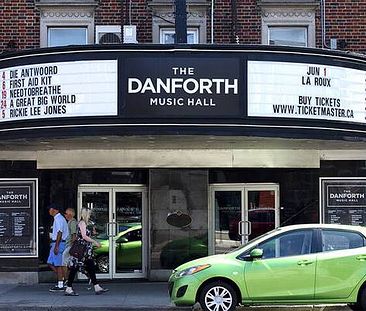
[47,203,69,292]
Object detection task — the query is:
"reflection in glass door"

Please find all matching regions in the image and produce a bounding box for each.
[113,191,143,277]
[80,190,111,275]
[78,185,146,279]
[211,184,279,254]
[246,189,277,240]
[213,190,242,254]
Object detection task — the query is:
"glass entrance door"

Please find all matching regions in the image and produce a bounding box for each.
[78,185,147,279]
[211,184,279,254]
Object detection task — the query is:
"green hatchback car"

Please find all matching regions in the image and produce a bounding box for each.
[169,224,366,311]
[94,223,141,273]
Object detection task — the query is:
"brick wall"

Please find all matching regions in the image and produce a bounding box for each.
[209,0,261,44]
[95,0,152,43]
[0,0,39,52]
[0,0,365,53]
[323,0,366,53]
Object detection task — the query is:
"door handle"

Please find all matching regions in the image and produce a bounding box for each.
[238,221,252,236]
[356,255,366,261]
[297,260,314,266]
[107,222,118,237]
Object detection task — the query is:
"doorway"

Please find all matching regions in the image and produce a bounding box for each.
[210,183,280,254]
[77,185,147,279]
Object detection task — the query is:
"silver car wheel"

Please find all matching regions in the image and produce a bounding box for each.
[204,285,233,311]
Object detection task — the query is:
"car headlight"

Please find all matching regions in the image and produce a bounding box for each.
[176,264,211,278]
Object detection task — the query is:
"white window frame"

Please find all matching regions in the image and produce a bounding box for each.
[261,6,316,48]
[38,7,95,48]
[268,26,308,47]
[47,27,88,47]
[150,1,208,44]
[159,28,199,44]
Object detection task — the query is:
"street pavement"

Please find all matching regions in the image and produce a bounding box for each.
[0,282,355,311]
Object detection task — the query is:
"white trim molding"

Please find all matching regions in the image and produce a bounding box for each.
[259,2,318,48]
[148,0,208,44]
[36,1,97,47]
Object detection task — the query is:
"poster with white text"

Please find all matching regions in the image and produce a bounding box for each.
[0,60,118,122]
[248,61,366,124]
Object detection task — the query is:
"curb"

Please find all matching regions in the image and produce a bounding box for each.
[0,305,353,311]
[0,306,191,311]
[236,306,352,311]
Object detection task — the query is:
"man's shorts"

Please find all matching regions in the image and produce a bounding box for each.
[47,241,66,267]
[62,245,71,266]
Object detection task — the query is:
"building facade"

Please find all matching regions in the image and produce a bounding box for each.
[0,0,365,284]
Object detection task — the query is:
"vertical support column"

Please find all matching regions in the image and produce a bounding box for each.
[175,0,187,43]
[149,169,208,280]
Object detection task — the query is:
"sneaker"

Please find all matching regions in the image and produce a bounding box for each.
[65,288,79,296]
[49,285,65,292]
[95,288,109,295]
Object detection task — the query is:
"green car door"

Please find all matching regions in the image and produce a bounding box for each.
[116,227,142,270]
[245,229,317,300]
[315,229,366,299]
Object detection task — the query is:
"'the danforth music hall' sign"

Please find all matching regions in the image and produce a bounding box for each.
[248,61,366,124]
[124,58,240,117]
[0,60,117,122]
[321,178,366,226]
[0,179,37,257]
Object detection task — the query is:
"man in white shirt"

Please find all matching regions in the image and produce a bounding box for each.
[47,203,69,292]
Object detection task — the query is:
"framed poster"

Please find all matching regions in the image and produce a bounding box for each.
[320,177,366,226]
[0,179,38,257]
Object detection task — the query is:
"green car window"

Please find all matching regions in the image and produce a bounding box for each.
[321,229,365,252]
[124,229,142,242]
[259,230,313,259]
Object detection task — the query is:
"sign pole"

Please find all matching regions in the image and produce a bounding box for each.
[175,0,187,44]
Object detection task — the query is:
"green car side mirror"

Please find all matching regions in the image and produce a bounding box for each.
[117,237,128,244]
[250,248,263,259]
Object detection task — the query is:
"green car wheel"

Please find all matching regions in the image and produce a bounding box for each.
[199,281,237,311]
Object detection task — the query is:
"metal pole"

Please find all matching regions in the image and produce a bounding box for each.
[211,0,214,44]
[175,0,187,43]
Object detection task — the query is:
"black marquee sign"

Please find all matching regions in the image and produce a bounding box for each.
[0,45,365,140]
[124,57,240,118]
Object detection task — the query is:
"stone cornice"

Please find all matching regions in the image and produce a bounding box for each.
[152,11,206,19]
[262,9,315,19]
[41,10,94,19]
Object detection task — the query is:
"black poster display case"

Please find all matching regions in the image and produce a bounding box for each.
[321,178,366,226]
[0,179,37,257]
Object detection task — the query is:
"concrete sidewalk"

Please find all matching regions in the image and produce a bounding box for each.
[0,282,180,311]
[0,282,354,311]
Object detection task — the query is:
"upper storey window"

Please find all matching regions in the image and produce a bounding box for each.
[258,0,318,48]
[48,27,88,47]
[35,0,97,48]
[268,26,307,47]
[160,28,199,44]
[148,0,208,44]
